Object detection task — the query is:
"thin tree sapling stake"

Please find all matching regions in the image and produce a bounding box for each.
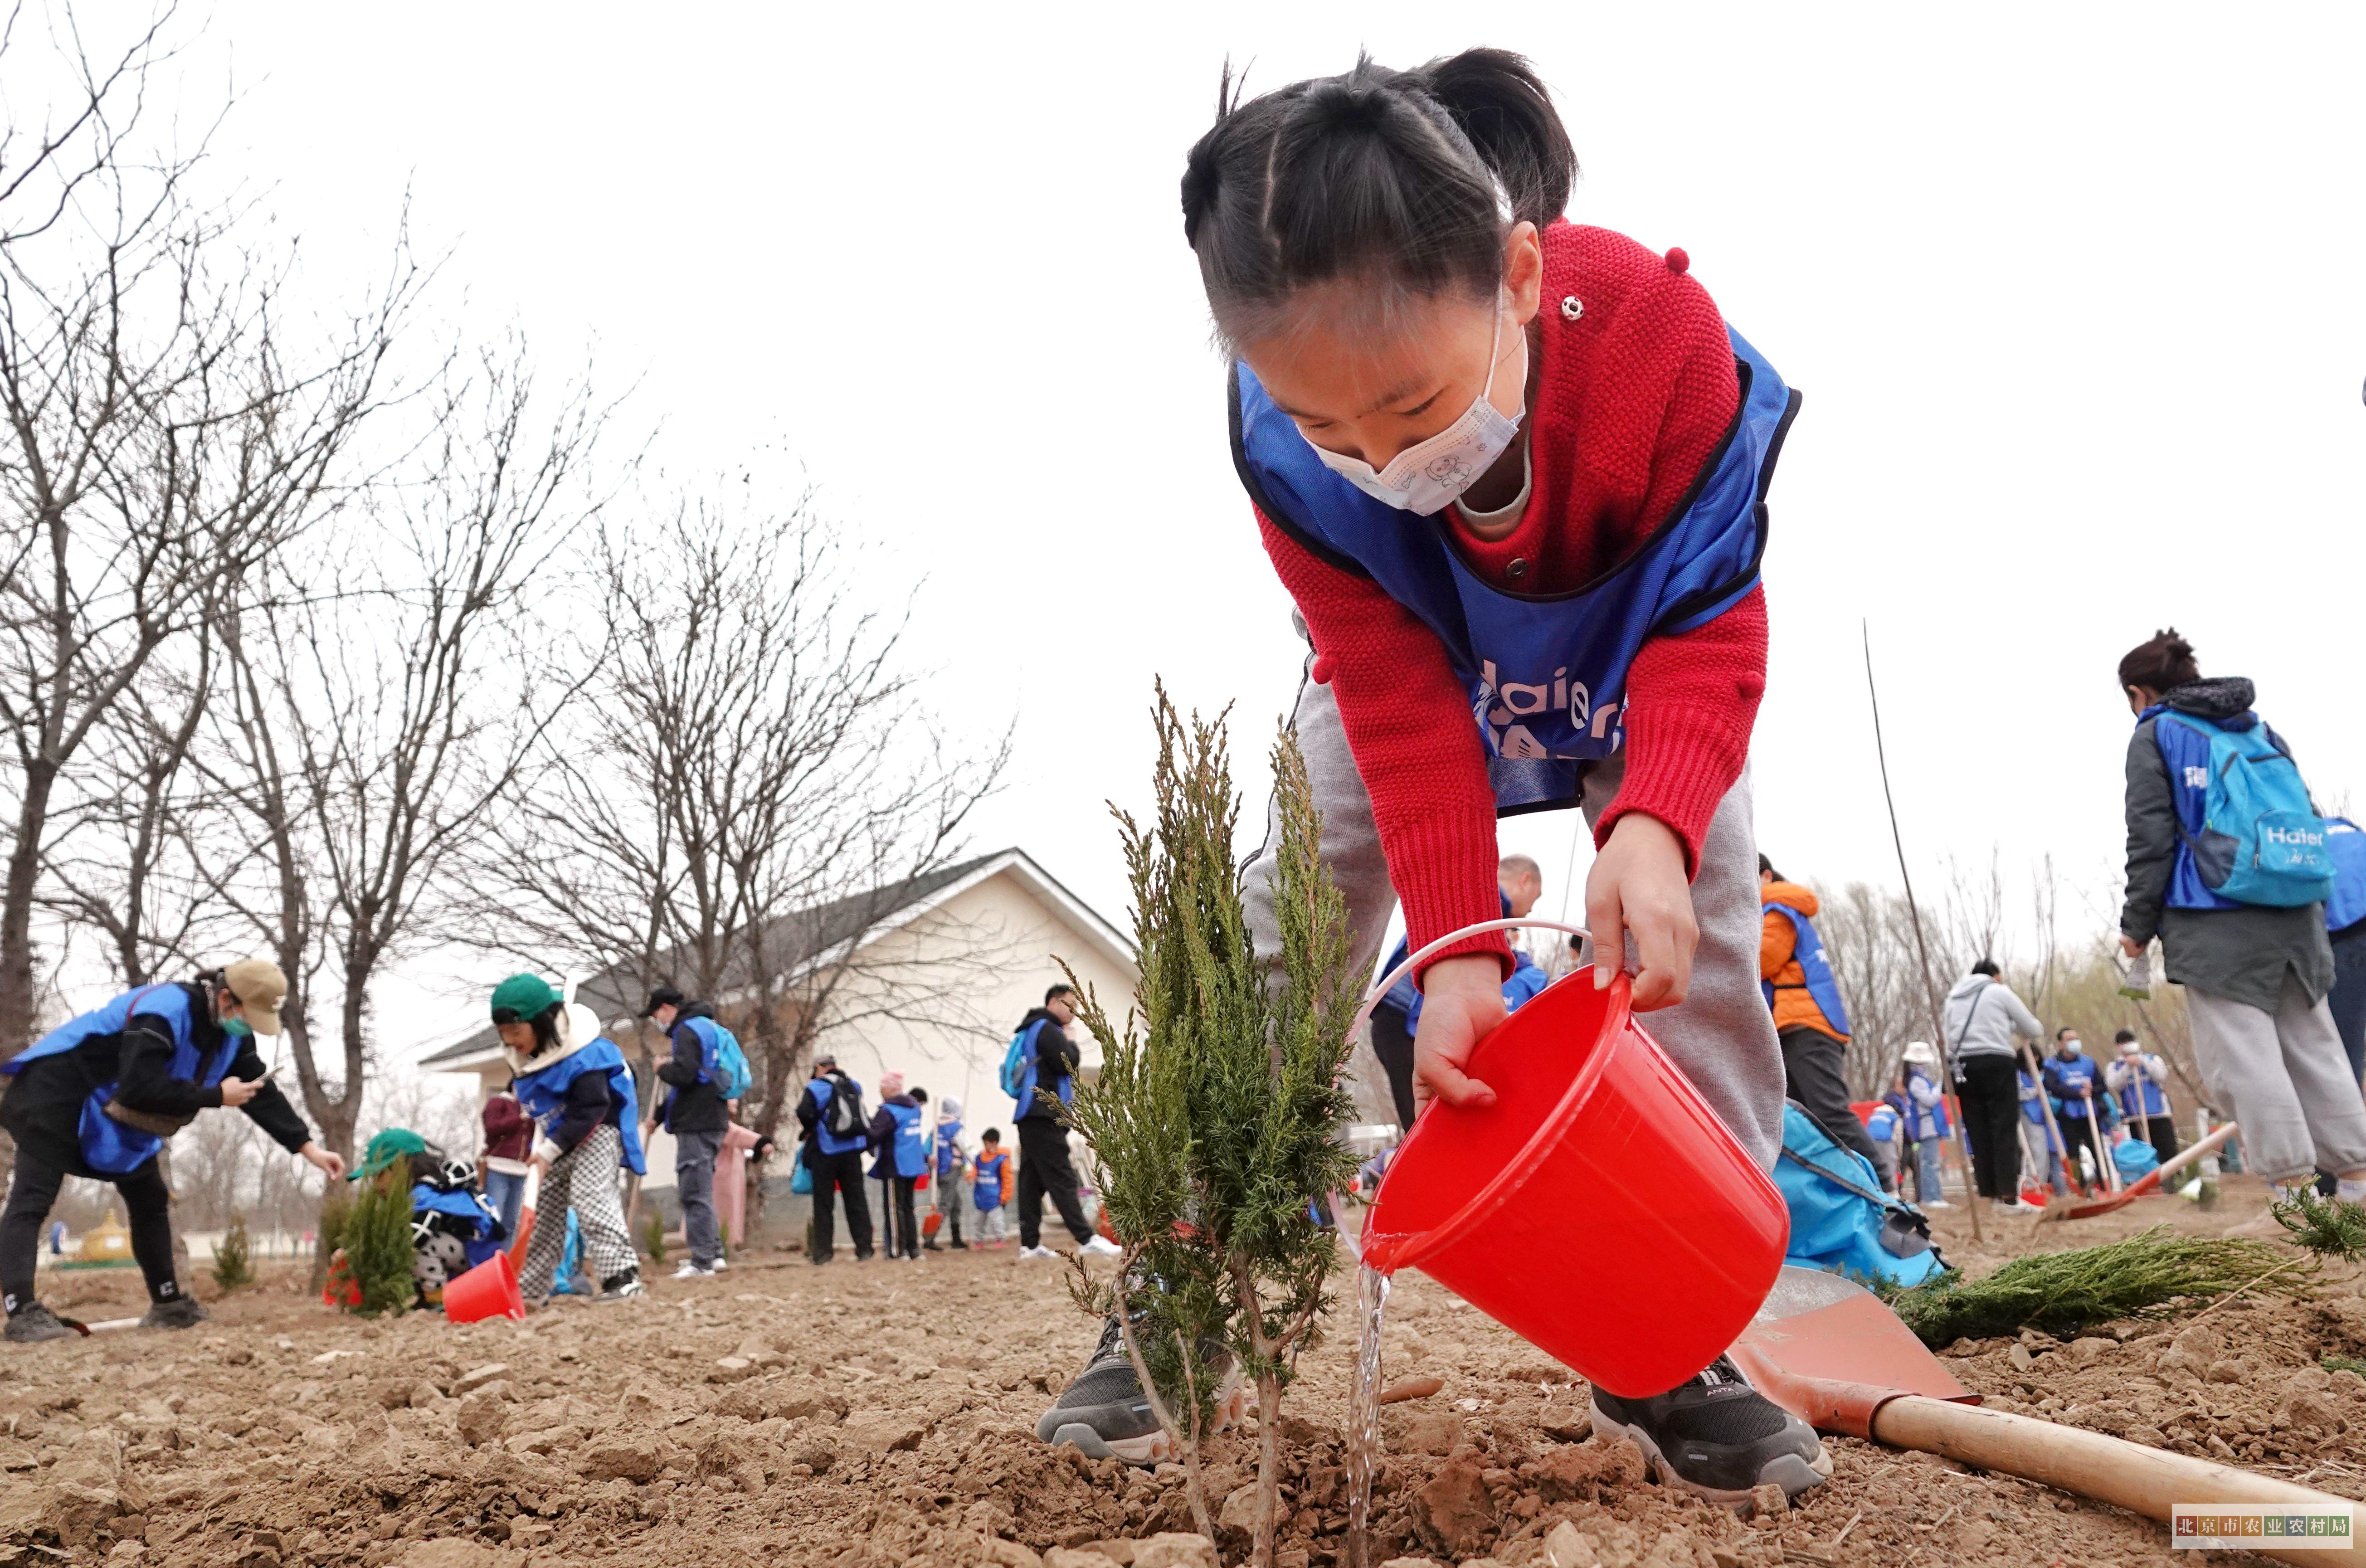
[1063,687,1360,1568]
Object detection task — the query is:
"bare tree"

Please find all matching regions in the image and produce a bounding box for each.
[197,343,610,1154]
[0,7,418,1050]
[478,489,1009,1140]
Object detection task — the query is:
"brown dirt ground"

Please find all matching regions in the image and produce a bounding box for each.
[0,1177,2359,1568]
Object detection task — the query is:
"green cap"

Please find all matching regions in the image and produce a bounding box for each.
[489,973,561,1024]
[348,1127,428,1183]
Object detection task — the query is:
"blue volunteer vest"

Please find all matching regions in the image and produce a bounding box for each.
[883,1101,926,1178]
[513,1038,647,1176]
[935,1119,965,1180]
[2047,1054,2103,1121]
[1010,1019,1074,1122]
[1761,902,1852,1037]
[6,985,238,1174]
[2117,1060,2170,1120]
[410,1183,501,1242]
[2326,818,2366,934]
[1232,326,1798,814]
[973,1149,1008,1211]
[806,1074,867,1156]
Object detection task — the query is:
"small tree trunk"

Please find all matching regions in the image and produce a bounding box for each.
[0,768,56,1057]
[1253,1368,1284,1566]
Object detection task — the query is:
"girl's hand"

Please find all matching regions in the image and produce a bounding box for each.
[1585,814,1696,1010]
[1412,955,1509,1115]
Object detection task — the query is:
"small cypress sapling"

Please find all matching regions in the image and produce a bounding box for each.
[342,1169,417,1318]
[212,1213,254,1291]
[1064,689,1360,1567]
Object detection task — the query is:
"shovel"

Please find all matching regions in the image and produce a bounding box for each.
[2048,1121,2238,1222]
[1726,1265,2357,1567]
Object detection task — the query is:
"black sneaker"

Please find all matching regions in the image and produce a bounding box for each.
[141,1295,208,1330]
[1589,1355,1831,1505]
[3,1304,78,1344]
[1035,1316,1242,1466]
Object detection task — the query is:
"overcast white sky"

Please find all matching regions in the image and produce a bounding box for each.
[166,4,2366,1057]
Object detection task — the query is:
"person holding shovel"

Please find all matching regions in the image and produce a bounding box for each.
[1941,959,2046,1214]
[491,974,647,1304]
[2040,1029,2106,1191]
[2114,629,2366,1209]
[0,961,346,1341]
[1039,49,1829,1502]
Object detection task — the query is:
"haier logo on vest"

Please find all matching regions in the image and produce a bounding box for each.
[2185,766,2209,789]
[1477,658,1625,760]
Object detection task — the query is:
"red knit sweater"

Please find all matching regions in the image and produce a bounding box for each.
[1257,221,1769,979]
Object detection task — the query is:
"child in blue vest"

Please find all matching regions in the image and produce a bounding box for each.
[492,974,647,1304]
[1036,50,1824,1501]
[927,1096,970,1251]
[2117,630,2366,1201]
[0,960,342,1341]
[1898,1042,1953,1208]
[972,1129,1012,1248]
[867,1070,927,1261]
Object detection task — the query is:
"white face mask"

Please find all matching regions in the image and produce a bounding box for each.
[1307,299,1524,517]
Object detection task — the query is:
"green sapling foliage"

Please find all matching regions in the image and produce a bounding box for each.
[1064,687,1361,1566]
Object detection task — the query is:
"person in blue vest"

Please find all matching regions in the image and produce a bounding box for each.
[1758,858,1880,1173]
[2116,630,2366,1202]
[2039,1029,2105,1189]
[2322,818,2366,1090]
[492,975,646,1303]
[2106,1031,2179,1165]
[2017,1066,2069,1195]
[866,1071,928,1261]
[926,1095,969,1251]
[1369,856,1553,1131]
[640,985,730,1280]
[1897,1042,1953,1209]
[794,1054,873,1263]
[0,960,344,1342]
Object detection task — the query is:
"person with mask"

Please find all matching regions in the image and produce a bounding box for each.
[2105,1030,2180,1166]
[1010,984,1125,1262]
[0,961,346,1341]
[641,985,730,1280]
[927,1095,970,1251]
[2116,629,2366,1208]
[1942,959,2045,1214]
[1759,856,1880,1172]
[1039,50,1823,1503]
[2040,1028,2106,1190]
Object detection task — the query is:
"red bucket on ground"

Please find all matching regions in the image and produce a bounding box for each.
[1361,973,1788,1398]
[443,1248,525,1323]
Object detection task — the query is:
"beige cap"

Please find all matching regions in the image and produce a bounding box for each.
[222,958,288,1037]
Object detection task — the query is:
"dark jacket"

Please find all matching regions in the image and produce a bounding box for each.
[481,1093,533,1164]
[1013,1008,1077,1123]
[653,1000,730,1135]
[546,1068,625,1157]
[2121,677,2335,1012]
[0,982,312,1177]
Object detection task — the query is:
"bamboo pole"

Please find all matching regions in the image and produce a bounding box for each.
[1863,622,1983,1241]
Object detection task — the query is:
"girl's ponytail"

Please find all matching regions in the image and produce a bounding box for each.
[1181,49,1577,351]
[1408,49,1575,232]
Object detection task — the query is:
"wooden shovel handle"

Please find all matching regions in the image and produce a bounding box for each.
[1871,1395,2360,1567]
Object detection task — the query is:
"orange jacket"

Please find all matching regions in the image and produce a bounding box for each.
[1761,881,1847,1041]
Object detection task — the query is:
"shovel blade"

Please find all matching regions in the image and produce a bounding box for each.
[1727,1266,1976,1435]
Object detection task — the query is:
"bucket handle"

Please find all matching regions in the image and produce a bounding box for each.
[1349,917,1595,1043]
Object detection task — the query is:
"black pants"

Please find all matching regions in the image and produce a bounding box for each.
[806,1147,872,1261]
[1777,1026,1881,1170]
[1955,1055,2023,1199]
[2,1146,179,1313]
[1016,1117,1090,1248]
[886,1176,918,1258]
[2133,1112,2180,1165]
[2058,1111,2102,1190]
[1371,1002,1418,1131]
[2330,921,2366,1086]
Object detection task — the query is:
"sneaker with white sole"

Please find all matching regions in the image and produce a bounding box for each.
[1036,1315,1243,1465]
[1922,1199,1954,1210]
[1992,1197,2044,1215]
[1589,1354,1831,1505]
[673,1261,717,1279]
[1080,1234,1123,1257]
[1017,1245,1059,1260]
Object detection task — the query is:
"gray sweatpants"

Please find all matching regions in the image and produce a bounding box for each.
[2186,974,2366,1182]
[1239,645,1786,1172]
[674,1127,723,1267]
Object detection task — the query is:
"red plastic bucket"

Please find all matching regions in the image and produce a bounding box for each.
[1361,972,1788,1398]
[443,1248,526,1323]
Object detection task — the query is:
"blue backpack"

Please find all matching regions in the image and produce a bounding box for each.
[2159,712,2335,908]
[2324,818,2366,934]
[999,1018,1047,1100]
[1772,1104,1947,1288]
[685,1017,754,1101]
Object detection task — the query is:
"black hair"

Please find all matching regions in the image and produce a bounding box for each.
[1045,983,1075,1005]
[493,1001,563,1056]
[911,1086,928,1103]
[1757,853,1780,881]
[1970,958,2000,978]
[2114,1028,2139,1045]
[2055,1026,2077,1041]
[1181,49,1576,350]
[642,983,687,1019]
[981,1127,1001,1142]
[2117,629,2200,696]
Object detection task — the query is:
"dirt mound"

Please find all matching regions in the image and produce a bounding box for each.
[0,1178,2352,1567]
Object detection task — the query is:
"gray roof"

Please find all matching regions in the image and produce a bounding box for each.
[419,848,1090,1068]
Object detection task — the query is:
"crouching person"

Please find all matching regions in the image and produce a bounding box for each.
[0,960,345,1341]
[490,975,646,1304]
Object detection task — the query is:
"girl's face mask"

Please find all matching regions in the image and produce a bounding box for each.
[1305,297,1527,516]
